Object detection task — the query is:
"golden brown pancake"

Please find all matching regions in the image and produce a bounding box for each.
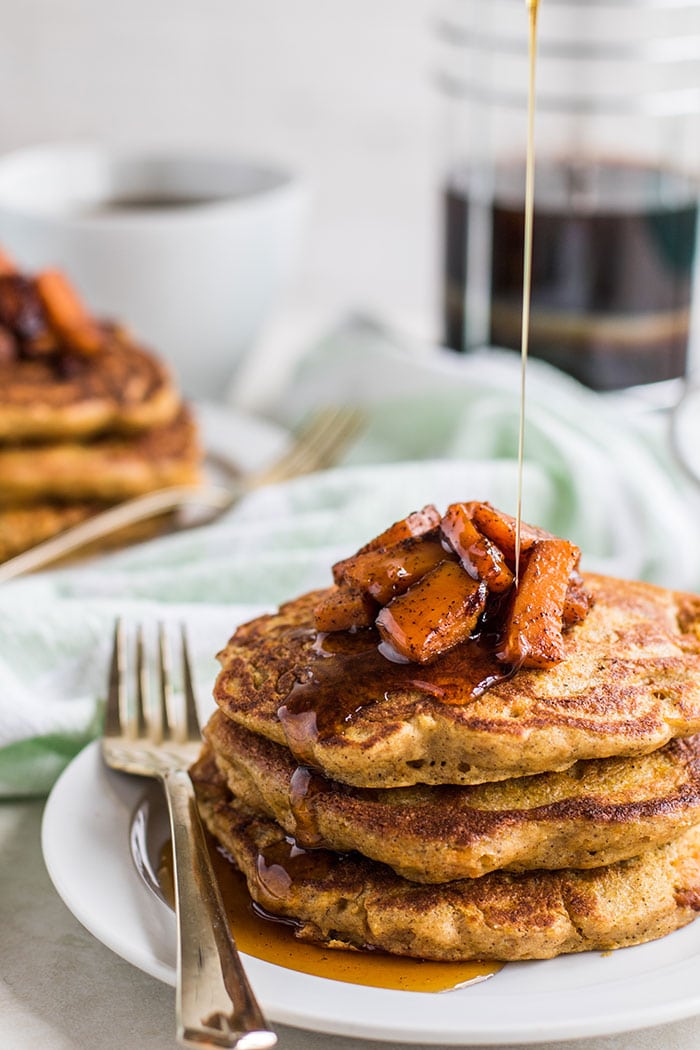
[0,503,96,561]
[0,501,176,563]
[0,405,201,504]
[192,753,700,962]
[204,710,700,881]
[0,329,180,442]
[213,576,700,788]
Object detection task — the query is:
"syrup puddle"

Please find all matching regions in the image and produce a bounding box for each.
[130,786,501,993]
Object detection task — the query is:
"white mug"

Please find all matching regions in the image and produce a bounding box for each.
[0,143,310,400]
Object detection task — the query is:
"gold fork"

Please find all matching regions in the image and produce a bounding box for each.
[0,405,365,582]
[102,620,277,1050]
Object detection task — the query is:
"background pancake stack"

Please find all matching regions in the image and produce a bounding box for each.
[192,562,700,963]
[0,252,201,562]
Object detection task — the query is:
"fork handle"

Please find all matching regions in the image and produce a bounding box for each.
[162,768,277,1050]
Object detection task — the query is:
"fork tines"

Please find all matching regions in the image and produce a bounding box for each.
[107,619,200,745]
[252,405,365,488]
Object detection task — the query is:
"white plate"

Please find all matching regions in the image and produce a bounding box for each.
[42,740,700,1046]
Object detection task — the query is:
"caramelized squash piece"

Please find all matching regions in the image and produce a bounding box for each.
[377,561,487,664]
[0,274,47,341]
[35,270,104,355]
[314,587,377,632]
[562,571,593,629]
[441,502,514,593]
[359,504,441,553]
[0,246,16,276]
[323,500,592,673]
[470,502,554,570]
[498,538,579,669]
[0,326,16,363]
[333,505,441,583]
[337,537,448,605]
[23,330,59,358]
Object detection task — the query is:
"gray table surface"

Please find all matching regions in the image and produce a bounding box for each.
[3,798,700,1050]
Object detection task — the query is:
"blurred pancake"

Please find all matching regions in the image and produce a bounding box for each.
[0,503,96,561]
[205,711,700,881]
[0,405,201,504]
[213,576,700,788]
[0,501,175,564]
[192,753,700,962]
[0,329,180,442]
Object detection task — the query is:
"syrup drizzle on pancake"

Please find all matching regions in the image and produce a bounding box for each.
[278,626,514,765]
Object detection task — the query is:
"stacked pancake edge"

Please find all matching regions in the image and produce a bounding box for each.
[193,574,700,962]
[0,335,201,561]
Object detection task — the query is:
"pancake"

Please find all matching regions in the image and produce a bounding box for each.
[0,329,180,442]
[0,501,176,563]
[204,710,700,881]
[0,502,96,561]
[0,405,201,504]
[192,753,700,962]
[213,575,700,788]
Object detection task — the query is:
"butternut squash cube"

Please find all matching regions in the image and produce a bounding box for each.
[35,270,104,355]
[333,505,441,583]
[337,537,448,605]
[441,502,514,593]
[562,572,593,629]
[498,538,579,668]
[470,502,555,570]
[0,246,16,276]
[313,587,377,632]
[376,560,487,664]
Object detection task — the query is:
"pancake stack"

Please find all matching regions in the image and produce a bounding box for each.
[0,250,201,562]
[192,502,700,962]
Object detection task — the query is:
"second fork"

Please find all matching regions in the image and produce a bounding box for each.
[0,404,365,583]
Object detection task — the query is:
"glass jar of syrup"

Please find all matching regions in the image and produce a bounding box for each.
[438,0,700,390]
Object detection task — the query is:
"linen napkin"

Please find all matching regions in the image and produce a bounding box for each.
[269,315,700,588]
[2,318,700,797]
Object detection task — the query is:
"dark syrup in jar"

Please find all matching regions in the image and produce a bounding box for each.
[444,160,699,389]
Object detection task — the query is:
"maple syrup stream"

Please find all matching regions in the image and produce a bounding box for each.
[269,2,540,990]
[515,0,539,584]
[158,0,539,996]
